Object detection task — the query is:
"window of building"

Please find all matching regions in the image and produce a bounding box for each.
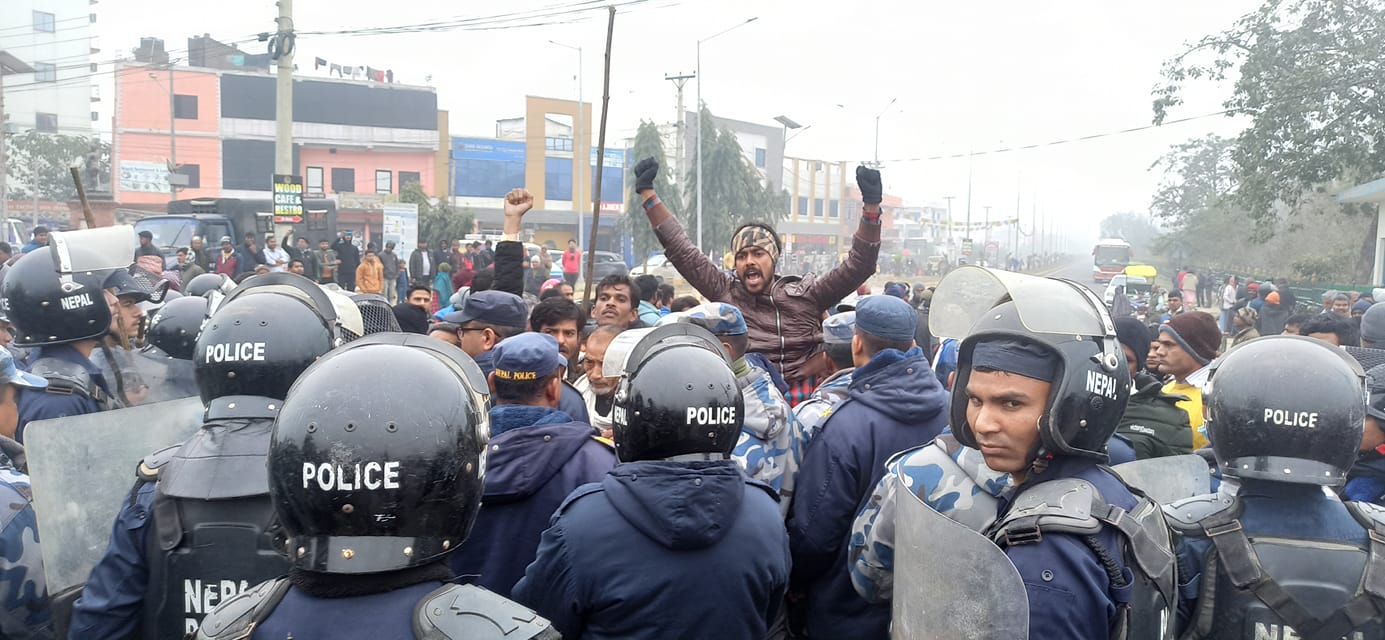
[33,63,56,83]
[455,158,524,198]
[331,168,355,193]
[174,164,201,189]
[306,166,324,194]
[829,200,839,219]
[797,197,808,218]
[35,113,58,133]
[814,198,824,217]
[90,63,98,72]
[545,157,573,201]
[545,137,573,152]
[33,11,55,32]
[398,171,421,190]
[173,95,198,119]
[755,148,766,169]
[375,170,392,194]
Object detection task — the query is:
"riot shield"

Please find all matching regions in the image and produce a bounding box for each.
[1112,454,1213,504]
[929,265,1108,340]
[26,396,204,596]
[892,487,1029,640]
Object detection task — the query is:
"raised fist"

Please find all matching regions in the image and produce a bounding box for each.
[856,166,882,205]
[633,158,660,194]
[504,188,534,218]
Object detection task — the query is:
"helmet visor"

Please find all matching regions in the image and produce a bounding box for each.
[50,225,138,275]
[929,266,1109,339]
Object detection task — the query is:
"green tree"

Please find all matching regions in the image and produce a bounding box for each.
[1098,211,1162,256]
[4,132,110,200]
[618,121,684,262]
[1152,0,1385,278]
[680,105,788,250]
[399,180,473,247]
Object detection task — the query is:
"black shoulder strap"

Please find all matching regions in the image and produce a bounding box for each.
[1201,509,1385,640]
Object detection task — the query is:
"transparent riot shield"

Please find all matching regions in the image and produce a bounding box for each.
[1112,454,1213,504]
[26,396,204,596]
[929,265,1109,340]
[892,487,1029,640]
[49,225,137,275]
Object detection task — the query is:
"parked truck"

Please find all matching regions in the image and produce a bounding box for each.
[134,198,339,268]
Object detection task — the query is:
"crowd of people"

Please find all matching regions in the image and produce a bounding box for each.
[0,160,1379,639]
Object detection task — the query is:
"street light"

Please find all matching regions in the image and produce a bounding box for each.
[873,97,896,166]
[697,16,759,253]
[548,39,585,251]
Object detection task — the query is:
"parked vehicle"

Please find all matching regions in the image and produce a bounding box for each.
[630,252,688,290]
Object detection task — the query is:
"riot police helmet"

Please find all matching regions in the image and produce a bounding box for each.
[1206,335,1365,486]
[934,267,1131,462]
[146,295,209,361]
[1,247,111,347]
[194,275,339,405]
[269,333,490,574]
[185,273,234,299]
[605,323,743,462]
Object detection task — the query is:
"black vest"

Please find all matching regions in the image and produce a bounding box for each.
[135,406,288,639]
[1166,492,1385,640]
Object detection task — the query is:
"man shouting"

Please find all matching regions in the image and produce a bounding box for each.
[631,158,881,394]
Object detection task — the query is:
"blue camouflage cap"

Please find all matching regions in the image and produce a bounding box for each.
[883,282,909,300]
[855,295,917,342]
[492,333,567,381]
[823,311,856,345]
[683,302,747,336]
[0,350,45,389]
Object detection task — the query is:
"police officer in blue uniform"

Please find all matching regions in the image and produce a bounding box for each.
[0,348,55,638]
[1343,362,1385,506]
[68,274,345,639]
[194,333,557,640]
[854,267,1178,639]
[513,323,790,639]
[1166,336,1385,638]
[3,240,116,442]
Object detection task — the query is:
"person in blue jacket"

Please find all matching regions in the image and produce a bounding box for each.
[785,294,949,639]
[192,334,557,640]
[514,323,789,640]
[444,290,588,422]
[1344,362,1385,506]
[449,332,615,598]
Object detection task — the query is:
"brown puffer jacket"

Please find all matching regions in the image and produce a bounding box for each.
[654,217,880,383]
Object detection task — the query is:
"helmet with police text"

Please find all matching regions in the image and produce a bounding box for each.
[186,273,235,299]
[934,267,1131,462]
[607,323,743,462]
[194,273,342,404]
[1206,335,1365,486]
[146,295,209,360]
[269,333,490,574]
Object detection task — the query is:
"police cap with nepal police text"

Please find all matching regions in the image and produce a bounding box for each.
[492,333,567,381]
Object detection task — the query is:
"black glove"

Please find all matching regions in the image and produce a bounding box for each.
[633,157,660,194]
[856,165,882,205]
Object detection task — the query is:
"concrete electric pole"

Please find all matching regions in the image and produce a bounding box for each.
[664,72,694,183]
[273,0,295,177]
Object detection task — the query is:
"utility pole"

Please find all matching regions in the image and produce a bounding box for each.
[273,0,295,177]
[983,205,992,246]
[942,195,955,258]
[168,64,177,199]
[664,72,694,184]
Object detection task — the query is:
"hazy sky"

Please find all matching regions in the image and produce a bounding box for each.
[87,0,1260,244]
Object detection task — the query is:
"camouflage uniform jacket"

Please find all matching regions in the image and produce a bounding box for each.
[731,365,807,517]
[0,438,49,639]
[791,367,853,443]
[848,433,1015,603]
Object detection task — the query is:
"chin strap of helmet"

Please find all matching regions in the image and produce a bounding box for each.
[666,452,729,463]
